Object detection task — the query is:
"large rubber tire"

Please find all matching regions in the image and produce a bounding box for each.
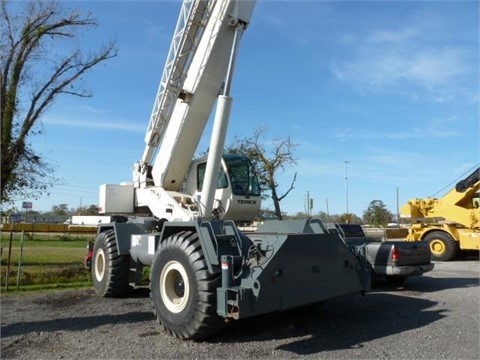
[150,231,225,340]
[92,229,131,297]
[424,231,458,261]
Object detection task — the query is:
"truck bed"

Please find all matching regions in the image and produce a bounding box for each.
[337,224,434,284]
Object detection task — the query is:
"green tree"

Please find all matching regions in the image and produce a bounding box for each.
[86,204,99,215]
[317,211,331,222]
[338,213,363,224]
[315,211,362,224]
[363,200,393,227]
[51,203,69,216]
[226,128,298,220]
[284,211,308,220]
[0,0,117,203]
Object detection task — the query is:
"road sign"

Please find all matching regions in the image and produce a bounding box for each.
[22,201,32,209]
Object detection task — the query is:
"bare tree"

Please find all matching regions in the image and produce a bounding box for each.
[0,0,117,203]
[226,128,298,220]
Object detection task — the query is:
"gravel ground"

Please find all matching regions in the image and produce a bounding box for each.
[1,259,479,360]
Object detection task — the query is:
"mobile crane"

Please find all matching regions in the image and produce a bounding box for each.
[89,0,370,340]
[401,167,480,261]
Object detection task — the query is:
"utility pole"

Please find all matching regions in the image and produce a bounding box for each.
[396,187,400,227]
[344,160,349,223]
[305,191,313,218]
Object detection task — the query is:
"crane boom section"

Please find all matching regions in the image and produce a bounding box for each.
[135,0,255,192]
[141,0,210,165]
[448,167,480,204]
[401,168,480,229]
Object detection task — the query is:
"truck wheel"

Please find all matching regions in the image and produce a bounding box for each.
[150,231,225,340]
[424,231,458,261]
[92,229,131,297]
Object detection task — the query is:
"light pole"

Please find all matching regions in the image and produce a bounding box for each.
[344,160,349,222]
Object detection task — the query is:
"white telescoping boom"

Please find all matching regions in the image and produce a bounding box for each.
[99,0,260,222]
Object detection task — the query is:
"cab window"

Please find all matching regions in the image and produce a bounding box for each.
[196,163,228,191]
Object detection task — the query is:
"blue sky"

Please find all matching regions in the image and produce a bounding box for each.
[14,0,479,218]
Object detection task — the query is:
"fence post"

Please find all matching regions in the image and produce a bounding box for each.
[5,231,13,291]
[16,231,25,289]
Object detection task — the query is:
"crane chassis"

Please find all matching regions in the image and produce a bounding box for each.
[88,0,371,340]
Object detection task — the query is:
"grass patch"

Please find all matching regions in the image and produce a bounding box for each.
[1,231,150,293]
[1,232,93,291]
[2,246,86,265]
[2,265,91,286]
[1,281,93,296]
[1,232,93,247]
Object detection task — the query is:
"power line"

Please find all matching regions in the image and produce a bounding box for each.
[431,164,479,197]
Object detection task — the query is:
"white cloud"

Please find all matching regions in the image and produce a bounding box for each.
[365,27,420,45]
[404,48,469,88]
[332,44,470,91]
[331,121,460,142]
[330,18,476,99]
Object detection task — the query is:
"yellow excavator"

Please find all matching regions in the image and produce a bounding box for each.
[401,167,480,261]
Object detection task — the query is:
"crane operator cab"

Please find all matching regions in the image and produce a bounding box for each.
[100,154,261,223]
[185,154,261,222]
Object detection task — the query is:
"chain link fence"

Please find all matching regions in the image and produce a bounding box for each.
[1,226,96,291]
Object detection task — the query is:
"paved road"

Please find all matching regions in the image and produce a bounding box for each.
[1,258,479,359]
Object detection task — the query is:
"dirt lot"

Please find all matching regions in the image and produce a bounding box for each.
[1,259,479,359]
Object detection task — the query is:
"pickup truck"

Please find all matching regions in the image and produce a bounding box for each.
[335,223,434,286]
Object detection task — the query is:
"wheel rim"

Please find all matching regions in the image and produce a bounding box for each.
[94,248,106,281]
[430,239,445,255]
[160,260,190,313]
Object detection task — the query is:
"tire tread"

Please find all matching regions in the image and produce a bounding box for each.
[150,231,225,340]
